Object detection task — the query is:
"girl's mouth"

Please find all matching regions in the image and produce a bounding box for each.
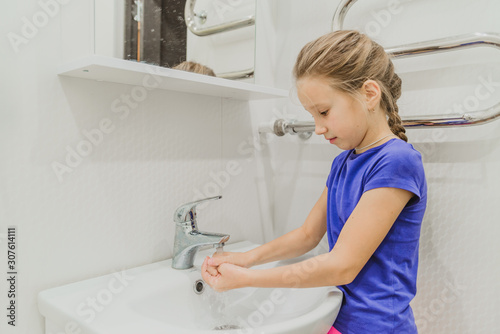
[327,137,337,144]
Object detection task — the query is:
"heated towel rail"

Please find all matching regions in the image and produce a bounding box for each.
[265,0,500,137]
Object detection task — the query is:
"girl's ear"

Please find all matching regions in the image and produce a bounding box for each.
[362,80,381,111]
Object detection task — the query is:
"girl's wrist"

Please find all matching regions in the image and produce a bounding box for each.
[243,267,257,288]
[242,250,258,268]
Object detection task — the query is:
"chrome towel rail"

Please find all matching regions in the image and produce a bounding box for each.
[384,33,500,128]
[184,0,255,36]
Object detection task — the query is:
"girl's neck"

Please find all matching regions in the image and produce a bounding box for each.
[355,108,398,154]
[354,133,396,154]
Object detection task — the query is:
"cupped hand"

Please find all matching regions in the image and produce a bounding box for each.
[208,251,252,268]
[201,256,251,292]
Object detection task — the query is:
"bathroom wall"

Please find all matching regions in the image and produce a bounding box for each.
[2,1,499,334]
[0,1,271,333]
[253,0,500,332]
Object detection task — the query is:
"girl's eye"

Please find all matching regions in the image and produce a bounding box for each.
[320,110,329,116]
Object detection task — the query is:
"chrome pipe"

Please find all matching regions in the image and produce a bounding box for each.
[268,119,314,139]
[184,0,255,37]
[272,119,315,136]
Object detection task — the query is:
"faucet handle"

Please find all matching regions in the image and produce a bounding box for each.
[173,196,222,225]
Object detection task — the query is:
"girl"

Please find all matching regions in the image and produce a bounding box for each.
[201,30,427,334]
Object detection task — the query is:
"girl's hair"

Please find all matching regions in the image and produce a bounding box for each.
[293,30,407,142]
[173,61,216,77]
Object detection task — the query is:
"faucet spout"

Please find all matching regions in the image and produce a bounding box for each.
[171,196,230,269]
[189,230,230,246]
[172,227,230,269]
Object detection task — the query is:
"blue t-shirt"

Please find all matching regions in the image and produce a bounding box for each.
[326,138,427,334]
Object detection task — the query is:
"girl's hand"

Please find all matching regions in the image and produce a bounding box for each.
[201,256,252,292]
[208,251,253,268]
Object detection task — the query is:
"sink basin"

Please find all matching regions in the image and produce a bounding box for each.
[38,241,342,334]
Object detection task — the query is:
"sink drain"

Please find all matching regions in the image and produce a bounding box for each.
[194,279,205,294]
[213,324,242,330]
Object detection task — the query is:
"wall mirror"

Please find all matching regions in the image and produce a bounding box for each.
[94,0,256,81]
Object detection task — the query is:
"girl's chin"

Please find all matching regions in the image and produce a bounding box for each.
[341,145,358,152]
[330,140,353,151]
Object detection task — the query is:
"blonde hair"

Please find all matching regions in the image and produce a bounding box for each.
[172,61,216,77]
[293,30,407,142]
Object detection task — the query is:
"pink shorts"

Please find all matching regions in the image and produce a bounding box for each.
[327,327,342,334]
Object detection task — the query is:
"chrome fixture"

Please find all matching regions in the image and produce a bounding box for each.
[172,196,230,270]
[184,0,255,37]
[268,119,314,139]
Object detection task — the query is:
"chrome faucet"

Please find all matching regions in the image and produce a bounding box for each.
[172,196,230,270]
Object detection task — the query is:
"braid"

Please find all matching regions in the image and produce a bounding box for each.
[383,61,407,142]
[388,103,408,142]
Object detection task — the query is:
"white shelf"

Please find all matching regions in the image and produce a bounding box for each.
[57,56,288,100]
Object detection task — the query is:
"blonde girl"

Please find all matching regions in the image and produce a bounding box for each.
[201,30,427,334]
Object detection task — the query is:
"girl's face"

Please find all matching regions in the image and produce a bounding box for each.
[297,76,369,151]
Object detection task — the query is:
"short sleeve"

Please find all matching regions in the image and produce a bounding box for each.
[364,147,425,204]
[326,151,349,188]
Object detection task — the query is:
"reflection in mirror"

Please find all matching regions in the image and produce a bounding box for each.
[172,61,216,76]
[94,0,256,81]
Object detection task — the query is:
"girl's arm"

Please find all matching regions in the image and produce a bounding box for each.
[209,187,329,269]
[202,187,413,291]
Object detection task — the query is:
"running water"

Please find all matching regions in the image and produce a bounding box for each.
[202,244,243,330]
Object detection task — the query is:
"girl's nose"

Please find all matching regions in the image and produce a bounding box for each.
[315,124,327,135]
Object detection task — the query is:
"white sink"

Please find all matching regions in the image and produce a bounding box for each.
[38,241,342,334]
